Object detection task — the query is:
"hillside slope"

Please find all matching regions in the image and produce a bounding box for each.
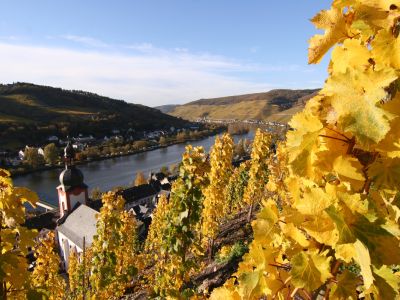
[166,89,319,122]
[0,83,188,150]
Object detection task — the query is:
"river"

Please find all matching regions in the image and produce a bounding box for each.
[14,132,254,206]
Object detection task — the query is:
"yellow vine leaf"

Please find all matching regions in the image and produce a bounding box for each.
[363,0,400,12]
[308,7,353,64]
[331,39,371,74]
[324,66,397,146]
[286,111,323,177]
[335,243,356,263]
[372,28,400,69]
[329,270,359,300]
[326,206,357,244]
[210,285,241,300]
[280,222,310,248]
[372,265,400,299]
[290,250,332,292]
[302,214,339,246]
[293,186,333,215]
[354,239,374,289]
[333,155,365,181]
[367,156,400,189]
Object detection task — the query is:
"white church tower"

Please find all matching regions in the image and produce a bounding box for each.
[57,141,88,218]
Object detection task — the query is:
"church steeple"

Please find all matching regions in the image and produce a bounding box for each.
[57,139,88,218]
[64,139,75,167]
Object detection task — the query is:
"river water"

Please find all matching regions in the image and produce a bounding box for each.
[14,132,253,206]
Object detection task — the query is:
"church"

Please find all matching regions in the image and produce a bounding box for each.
[55,141,97,269]
[54,142,169,269]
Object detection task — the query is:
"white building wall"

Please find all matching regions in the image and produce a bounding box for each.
[69,193,86,210]
[57,231,83,270]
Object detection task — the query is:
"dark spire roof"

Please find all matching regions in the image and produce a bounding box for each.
[59,166,87,191]
[58,138,87,191]
[64,139,75,165]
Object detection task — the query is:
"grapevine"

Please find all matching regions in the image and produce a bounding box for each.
[0,168,39,299]
[201,133,234,257]
[154,145,209,297]
[242,128,271,221]
[89,191,138,299]
[212,0,400,299]
[31,231,65,299]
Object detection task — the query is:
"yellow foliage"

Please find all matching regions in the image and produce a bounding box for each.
[31,231,65,299]
[201,133,233,245]
[212,0,400,298]
[0,168,38,298]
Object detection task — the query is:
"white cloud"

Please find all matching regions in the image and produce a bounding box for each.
[61,35,110,48]
[0,39,310,106]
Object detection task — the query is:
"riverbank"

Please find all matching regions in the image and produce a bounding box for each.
[10,128,225,178]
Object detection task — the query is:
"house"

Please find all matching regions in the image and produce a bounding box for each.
[121,184,159,214]
[18,150,25,160]
[47,136,59,142]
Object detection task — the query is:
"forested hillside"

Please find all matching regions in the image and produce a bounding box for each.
[0,83,188,149]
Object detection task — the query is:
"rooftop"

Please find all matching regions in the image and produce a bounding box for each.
[56,204,98,250]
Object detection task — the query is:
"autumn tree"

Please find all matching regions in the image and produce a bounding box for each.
[201,133,234,258]
[31,231,65,299]
[176,131,187,142]
[212,1,400,299]
[0,169,39,299]
[159,136,167,146]
[24,147,44,168]
[43,143,59,165]
[133,171,147,186]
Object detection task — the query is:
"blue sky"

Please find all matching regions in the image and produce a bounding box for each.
[0,1,332,106]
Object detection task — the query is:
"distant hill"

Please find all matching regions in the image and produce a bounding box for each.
[155,104,180,114]
[165,89,319,123]
[0,83,188,150]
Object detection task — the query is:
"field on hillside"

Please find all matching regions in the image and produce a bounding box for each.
[166,89,319,122]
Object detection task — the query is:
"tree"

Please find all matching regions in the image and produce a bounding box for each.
[132,140,149,150]
[159,165,169,176]
[212,1,400,298]
[43,143,59,165]
[0,169,39,299]
[169,163,179,175]
[159,136,167,146]
[133,171,147,186]
[31,231,65,299]
[89,192,138,298]
[201,133,234,258]
[24,147,44,168]
[176,131,187,142]
[90,187,103,200]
